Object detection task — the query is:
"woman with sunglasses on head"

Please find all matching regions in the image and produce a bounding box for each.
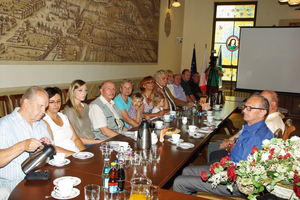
[140,76,168,119]
[43,87,85,156]
[63,80,106,148]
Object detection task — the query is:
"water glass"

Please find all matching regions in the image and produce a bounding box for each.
[100,142,112,157]
[131,151,141,165]
[85,184,100,200]
[124,150,133,168]
[151,147,161,161]
[141,149,152,164]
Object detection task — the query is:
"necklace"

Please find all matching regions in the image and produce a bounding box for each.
[144,92,152,103]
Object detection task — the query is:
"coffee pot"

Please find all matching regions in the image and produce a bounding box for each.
[207,94,214,108]
[216,91,223,104]
[21,143,56,174]
[137,119,151,149]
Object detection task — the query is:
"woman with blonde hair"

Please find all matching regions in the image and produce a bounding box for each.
[63,80,105,147]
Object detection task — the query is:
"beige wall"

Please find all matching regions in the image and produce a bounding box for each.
[1,0,299,93]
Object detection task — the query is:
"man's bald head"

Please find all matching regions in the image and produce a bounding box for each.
[260,90,278,114]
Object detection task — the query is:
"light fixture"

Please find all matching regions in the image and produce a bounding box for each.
[168,0,181,9]
[278,0,300,5]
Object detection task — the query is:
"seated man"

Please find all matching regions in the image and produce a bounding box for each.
[89,81,127,139]
[173,74,188,102]
[181,69,197,102]
[114,79,139,129]
[207,90,285,162]
[153,70,193,111]
[189,72,207,100]
[166,70,177,98]
[0,86,53,193]
[173,95,273,197]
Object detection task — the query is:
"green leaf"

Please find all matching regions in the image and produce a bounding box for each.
[267,171,276,178]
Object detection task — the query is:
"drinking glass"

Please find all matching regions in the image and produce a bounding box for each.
[141,149,152,164]
[131,151,141,165]
[85,184,100,200]
[150,185,160,200]
[150,147,161,162]
[100,142,112,157]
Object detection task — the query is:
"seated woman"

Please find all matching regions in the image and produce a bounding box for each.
[140,76,168,119]
[43,87,85,156]
[63,80,106,148]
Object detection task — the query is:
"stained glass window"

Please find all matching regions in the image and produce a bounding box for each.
[212,2,257,82]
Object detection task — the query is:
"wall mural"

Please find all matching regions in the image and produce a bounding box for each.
[0,0,160,63]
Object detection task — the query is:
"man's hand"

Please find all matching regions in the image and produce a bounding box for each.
[219,139,234,149]
[23,138,44,152]
[188,102,194,107]
[226,143,235,153]
[40,137,51,145]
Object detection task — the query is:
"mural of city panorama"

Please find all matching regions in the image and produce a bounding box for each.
[0,0,160,62]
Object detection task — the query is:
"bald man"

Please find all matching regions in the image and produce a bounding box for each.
[89,81,127,139]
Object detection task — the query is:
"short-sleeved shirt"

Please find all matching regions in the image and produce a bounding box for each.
[114,94,131,128]
[127,104,142,129]
[63,103,95,140]
[230,120,273,163]
[0,108,53,191]
[89,96,122,133]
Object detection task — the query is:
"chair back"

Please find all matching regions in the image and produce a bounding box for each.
[0,95,12,117]
[10,94,23,110]
[273,128,283,139]
[61,89,69,103]
[283,119,296,141]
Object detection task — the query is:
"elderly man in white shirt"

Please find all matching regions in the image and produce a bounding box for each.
[89,81,128,139]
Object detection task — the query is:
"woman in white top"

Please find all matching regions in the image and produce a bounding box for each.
[43,87,85,156]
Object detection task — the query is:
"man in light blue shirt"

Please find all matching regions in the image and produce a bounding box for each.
[0,86,53,194]
[172,74,187,102]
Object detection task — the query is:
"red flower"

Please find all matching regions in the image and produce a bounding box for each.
[210,163,220,175]
[268,155,273,160]
[293,174,300,198]
[220,156,231,168]
[295,170,299,174]
[270,148,275,155]
[251,146,259,154]
[227,163,237,182]
[279,155,283,159]
[201,171,210,181]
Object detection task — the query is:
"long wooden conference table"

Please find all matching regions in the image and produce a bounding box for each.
[9,98,244,200]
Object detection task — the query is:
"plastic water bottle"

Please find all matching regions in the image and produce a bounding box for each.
[108,162,118,199]
[102,158,110,191]
[117,160,125,192]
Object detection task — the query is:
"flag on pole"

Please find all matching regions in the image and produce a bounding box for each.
[199,44,207,93]
[190,45,197,82]
[217,46,223,88]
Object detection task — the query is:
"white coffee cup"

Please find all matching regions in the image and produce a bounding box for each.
[172,134,180,143]
[207,116,214,122]
[207,111,213,116]
[54,179,74,197]
[163,114,170,122]
[53,153,65,165]
[155,121,164,129]
[215,105,220,110]
[182,117,187,125]
[119,142,129,150]
[188,125,197,132]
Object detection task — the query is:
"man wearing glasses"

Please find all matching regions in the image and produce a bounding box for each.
[207,90,285,161]
[89,81,127,139]
[173,95,273,197]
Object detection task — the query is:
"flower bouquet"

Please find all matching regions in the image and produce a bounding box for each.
[201,136,300,199]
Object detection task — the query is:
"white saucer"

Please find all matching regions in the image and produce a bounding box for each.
[107,141,123,148]
[114,146,132,152]
[167,138,184,144]
[48,159,70,167]
[72,152,94,159]
[53,176,81,186]
[176,142,195,149]
[164,119,171,123]
[51,188,80,199]
[214,117,223,121]
[122,131,135,137]
[155,126,164,130]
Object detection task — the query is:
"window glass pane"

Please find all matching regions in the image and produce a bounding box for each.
[216,5,256,18]
[222,68,237,81]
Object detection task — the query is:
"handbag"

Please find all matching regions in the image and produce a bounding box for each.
[24,171,50,181]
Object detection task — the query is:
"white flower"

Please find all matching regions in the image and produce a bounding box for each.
[261,153,270,162]
[262,139,271,145]
[290,136,300,142]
